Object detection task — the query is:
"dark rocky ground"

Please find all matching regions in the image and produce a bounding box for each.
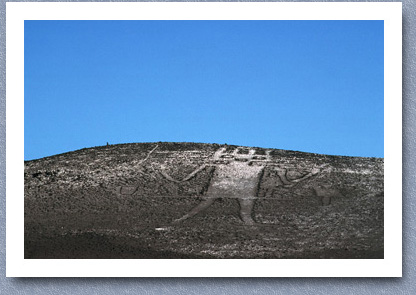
[24,142,384,259]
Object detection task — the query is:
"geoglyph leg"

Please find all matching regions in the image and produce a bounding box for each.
[172,198,217,223]
[238,198,256,225]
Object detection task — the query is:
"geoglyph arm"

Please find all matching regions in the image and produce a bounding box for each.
[284,164,328,186]
[116,144,159,195]
[181,164,208,182]
[264,162,327,188]
[159,165,182,183]
[165,147,226,182]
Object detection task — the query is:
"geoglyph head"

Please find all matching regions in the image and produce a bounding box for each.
[211,146,272,164]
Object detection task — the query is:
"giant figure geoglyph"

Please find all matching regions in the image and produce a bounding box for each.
[117,145,323,226]
[164,146,321,226]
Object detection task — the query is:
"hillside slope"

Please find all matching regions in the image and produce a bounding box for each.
[24,142,384,259]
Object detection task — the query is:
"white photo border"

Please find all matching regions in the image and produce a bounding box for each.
[6,2,402,277]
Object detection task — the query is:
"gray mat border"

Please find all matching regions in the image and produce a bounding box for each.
[1,0,414,294]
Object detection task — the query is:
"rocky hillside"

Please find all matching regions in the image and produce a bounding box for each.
[24,142,384,259]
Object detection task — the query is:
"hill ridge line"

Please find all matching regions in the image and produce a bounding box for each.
[25,141,384,162]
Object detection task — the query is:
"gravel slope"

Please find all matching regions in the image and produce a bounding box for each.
[24,142,384,259]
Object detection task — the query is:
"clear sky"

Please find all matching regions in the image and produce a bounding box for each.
[24,20,384,160]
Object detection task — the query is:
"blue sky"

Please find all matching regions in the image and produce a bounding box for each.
[24,20,384,160]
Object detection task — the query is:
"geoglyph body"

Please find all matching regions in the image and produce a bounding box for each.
[117,145,324,226]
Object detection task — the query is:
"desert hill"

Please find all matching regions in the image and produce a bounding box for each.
[24,142,384,259]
